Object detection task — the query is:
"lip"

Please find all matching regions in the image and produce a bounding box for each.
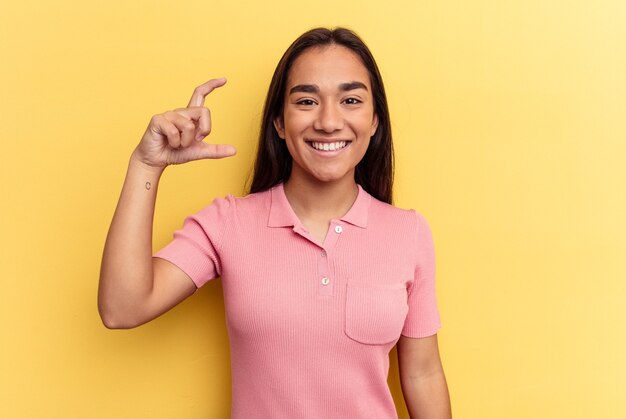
[305,139,352,156]
[306,138,350,143]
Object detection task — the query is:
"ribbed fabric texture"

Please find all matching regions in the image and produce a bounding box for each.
[154,183,441,419]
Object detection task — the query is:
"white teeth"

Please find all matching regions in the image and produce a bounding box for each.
[310,141,347,151]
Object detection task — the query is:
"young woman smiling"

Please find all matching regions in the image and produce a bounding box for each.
[99,27,452,419]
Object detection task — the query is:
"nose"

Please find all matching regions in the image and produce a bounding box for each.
[313,102,344,133]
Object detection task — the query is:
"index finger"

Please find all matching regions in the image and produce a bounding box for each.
[187,77,227,108]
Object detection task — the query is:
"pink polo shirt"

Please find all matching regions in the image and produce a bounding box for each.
[154,183,441,418]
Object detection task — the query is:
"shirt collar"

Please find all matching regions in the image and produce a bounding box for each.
[268,183,370,229]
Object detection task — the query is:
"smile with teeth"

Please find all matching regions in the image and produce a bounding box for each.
[309,141,349,151]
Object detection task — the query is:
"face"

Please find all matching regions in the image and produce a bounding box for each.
[274,45,379,185]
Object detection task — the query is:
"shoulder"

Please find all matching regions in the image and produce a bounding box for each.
[368,197,429,229]
[367,197,434,249]
[191,188,272,223]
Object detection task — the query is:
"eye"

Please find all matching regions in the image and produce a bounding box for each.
[343,97,362,105]
[296,99,316,106]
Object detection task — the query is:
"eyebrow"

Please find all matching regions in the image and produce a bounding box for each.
[288,81,368,95]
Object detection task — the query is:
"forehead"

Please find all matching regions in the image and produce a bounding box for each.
[287,45,371,88]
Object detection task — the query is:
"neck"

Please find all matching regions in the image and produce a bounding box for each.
[283,172,359,224]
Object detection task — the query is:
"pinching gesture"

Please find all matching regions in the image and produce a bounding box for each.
[133,77,237,169]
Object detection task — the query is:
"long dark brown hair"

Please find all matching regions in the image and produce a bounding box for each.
[249,27,394,204]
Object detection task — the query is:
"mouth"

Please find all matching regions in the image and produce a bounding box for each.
[306,140,351,152]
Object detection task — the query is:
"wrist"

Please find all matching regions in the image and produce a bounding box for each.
[129,151,166,177]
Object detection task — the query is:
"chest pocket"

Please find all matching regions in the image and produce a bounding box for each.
[344,282,409,345]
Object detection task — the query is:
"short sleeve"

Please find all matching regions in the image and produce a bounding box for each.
[154,196,233,289]
[401,212,442,338]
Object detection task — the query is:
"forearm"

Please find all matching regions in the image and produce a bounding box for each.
[98,153,165,327]
[401,369,452,419]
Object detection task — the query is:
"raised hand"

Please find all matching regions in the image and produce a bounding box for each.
[133,78,237,169]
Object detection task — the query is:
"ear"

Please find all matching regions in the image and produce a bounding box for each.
[370,113,379,137]
[273,116,286,139]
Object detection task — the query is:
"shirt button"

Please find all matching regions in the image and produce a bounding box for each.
[321,277,330,286]
[321,250,327,257]
[334,225,343,234]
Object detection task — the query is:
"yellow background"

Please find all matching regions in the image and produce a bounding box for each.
[1,0,625,417]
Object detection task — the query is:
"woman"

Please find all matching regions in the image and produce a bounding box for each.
[99,27,451,419]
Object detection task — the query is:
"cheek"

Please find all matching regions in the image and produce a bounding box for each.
[354,113,376,133]
[282,110,308,134]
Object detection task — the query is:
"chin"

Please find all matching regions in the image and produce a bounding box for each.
[308,170,351,184]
